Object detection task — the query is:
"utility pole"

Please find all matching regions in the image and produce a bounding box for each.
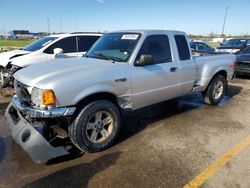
[47,16,50,35]
[221,6,229,37]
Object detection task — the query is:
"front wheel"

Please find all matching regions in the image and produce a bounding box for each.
[68,100,121,153]
[203,74,226,105]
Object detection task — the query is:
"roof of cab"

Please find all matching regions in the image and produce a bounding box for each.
[107,29,187,35]
[49,32,103,38]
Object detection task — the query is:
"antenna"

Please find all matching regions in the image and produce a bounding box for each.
[60,20,62,33]
[47,16,50,34]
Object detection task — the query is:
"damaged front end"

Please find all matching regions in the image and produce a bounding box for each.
[5,102,69,164]
[4,81,77,164]
[0,63,21,89]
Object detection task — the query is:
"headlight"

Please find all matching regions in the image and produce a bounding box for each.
[31,87,56,108]
[42,90,56,105]
[231,49,240,53]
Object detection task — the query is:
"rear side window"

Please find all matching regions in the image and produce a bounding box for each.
[44,36,77,54]
[174,35,190,60]
[138,35,172,64]
[77,36,100,52]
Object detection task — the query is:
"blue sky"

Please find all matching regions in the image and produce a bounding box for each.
[0,0,249,35]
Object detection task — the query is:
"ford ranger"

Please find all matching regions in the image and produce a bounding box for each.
[5,30,235,163]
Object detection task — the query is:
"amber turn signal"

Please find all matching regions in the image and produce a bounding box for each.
[42,90,56,105]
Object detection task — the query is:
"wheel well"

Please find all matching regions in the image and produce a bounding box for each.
[204,70,227,92]
[215,70,227,80]
[74,92,120,114]
[76,92,119,108]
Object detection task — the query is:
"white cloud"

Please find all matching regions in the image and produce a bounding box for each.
[96,0,105,3]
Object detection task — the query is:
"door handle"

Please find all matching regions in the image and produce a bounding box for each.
[170,67,178,72]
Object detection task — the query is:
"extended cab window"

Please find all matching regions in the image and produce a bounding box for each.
[77,36,100,52]
[44,36,77,54]
[174,35,191,61]
[138,35,172,64]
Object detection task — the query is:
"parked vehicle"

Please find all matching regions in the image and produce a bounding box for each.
[235,46,250,75]
[0,32,102,88]
[190,41,215,54]
[247,40,250,46]
[5,30,235,163]
[216,38,250,54]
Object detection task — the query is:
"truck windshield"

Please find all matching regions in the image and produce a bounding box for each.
[85,33,140,62]
[241,46,250,54]
[222,39,246,47]
[23,36,58,52]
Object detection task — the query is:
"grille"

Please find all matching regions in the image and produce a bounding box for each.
[237,62,250,68]
[14,80,31,104]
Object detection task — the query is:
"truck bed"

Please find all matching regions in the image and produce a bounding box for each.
[193,54,236,90]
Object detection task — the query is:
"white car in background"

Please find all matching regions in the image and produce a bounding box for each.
[0,32,102,88]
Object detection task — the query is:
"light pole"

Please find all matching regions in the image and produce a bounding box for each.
[47,16,50,35]
[60,20,62,33]
[221,7,229,37]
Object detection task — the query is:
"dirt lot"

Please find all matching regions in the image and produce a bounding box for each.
[0,77,250,188]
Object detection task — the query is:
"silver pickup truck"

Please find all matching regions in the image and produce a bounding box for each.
[5,30,235,163]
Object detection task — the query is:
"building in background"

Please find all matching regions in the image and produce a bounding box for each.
[0,33,9,39]
[8,30,47,39]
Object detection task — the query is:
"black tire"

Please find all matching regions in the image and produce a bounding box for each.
[68,100,121,153]
[203,74,226,105]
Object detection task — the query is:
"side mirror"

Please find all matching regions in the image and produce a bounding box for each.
[135,54,154,66]
[53,48,63,57]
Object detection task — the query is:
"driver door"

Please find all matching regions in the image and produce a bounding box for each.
[130,34,180,109]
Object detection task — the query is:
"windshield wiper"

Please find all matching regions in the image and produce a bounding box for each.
[93,53,115,63]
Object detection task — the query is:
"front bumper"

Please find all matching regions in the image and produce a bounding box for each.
[12,95,76,118]
[5,101,70,164]
[216,48,241,54]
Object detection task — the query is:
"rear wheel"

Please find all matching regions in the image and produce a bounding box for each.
[68,100,121,152]
[203,74,226,105]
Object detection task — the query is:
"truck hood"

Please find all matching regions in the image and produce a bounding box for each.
[217,46,242,50]
[14,57,128,88]
[236,54,250,63]
[0,49,30,67]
